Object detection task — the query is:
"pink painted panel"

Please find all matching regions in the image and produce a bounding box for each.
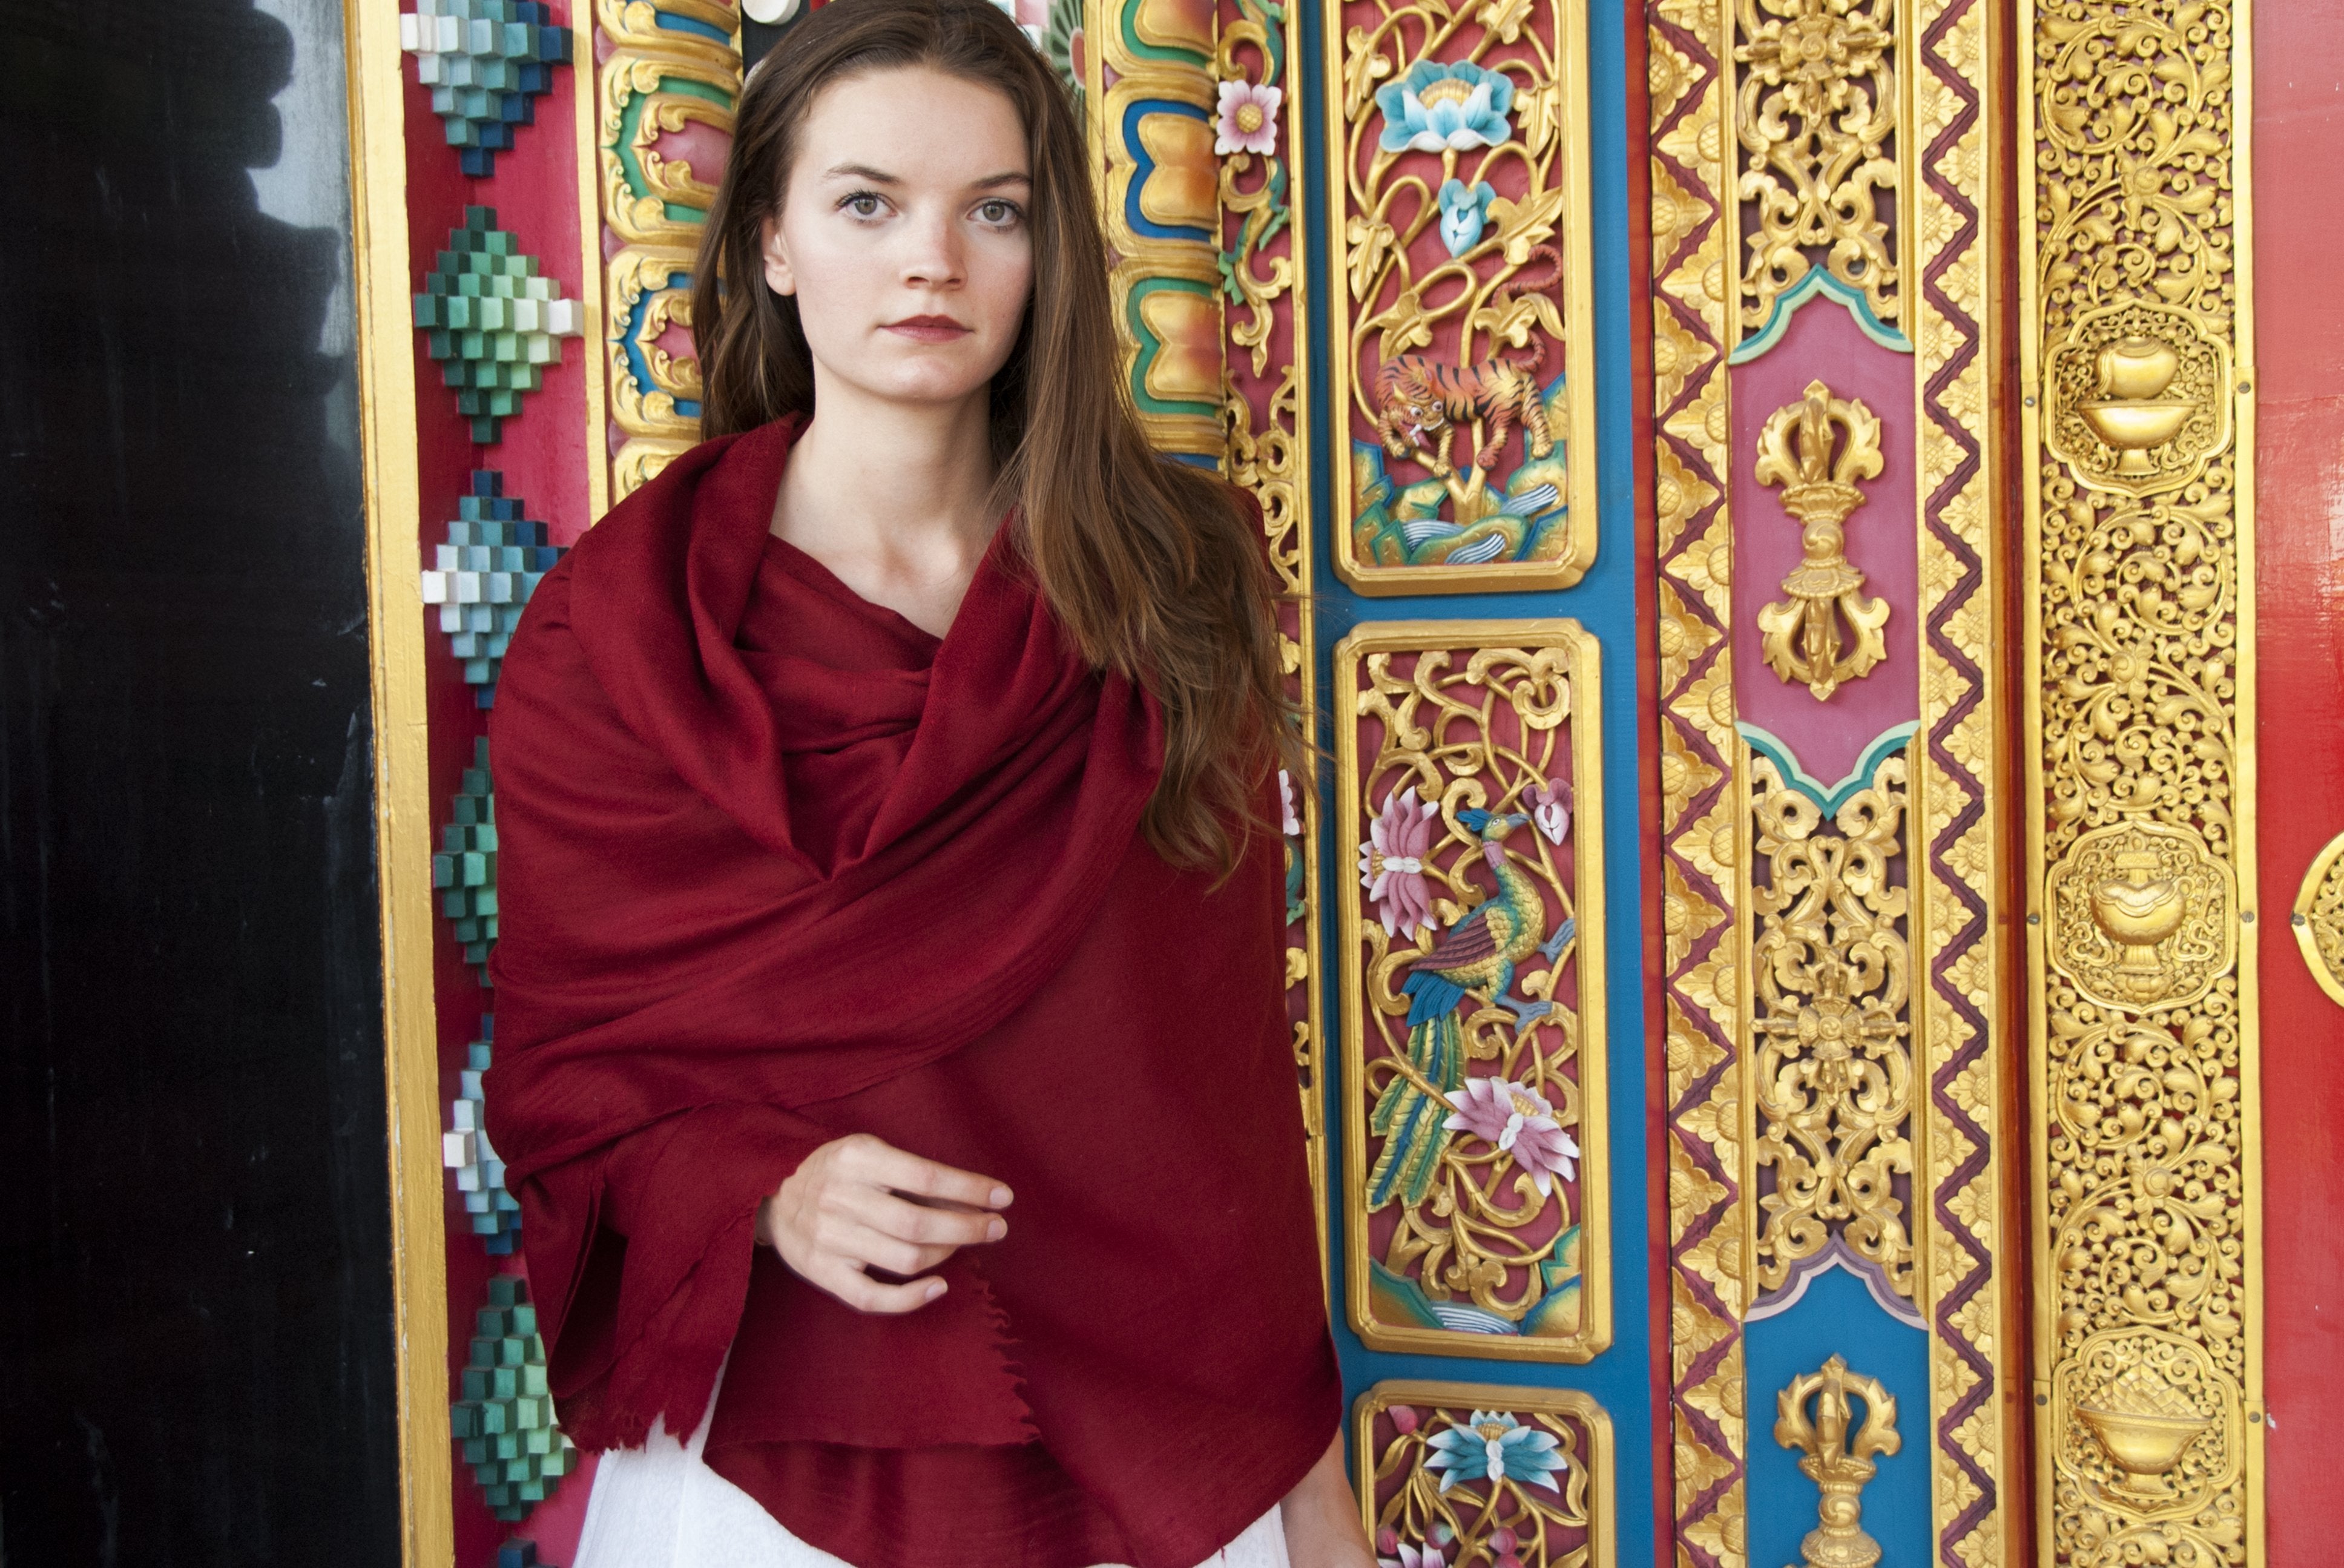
[1728,298,1919,782]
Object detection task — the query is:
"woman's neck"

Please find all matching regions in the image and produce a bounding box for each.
[769,385,1001,638]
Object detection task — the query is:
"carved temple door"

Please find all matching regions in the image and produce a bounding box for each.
[349,0,2339,1561]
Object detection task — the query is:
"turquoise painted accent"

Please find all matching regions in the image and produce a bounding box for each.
[1122,277,1220,418]
[1737,720,1918,814]
[1728,268,1914,363]
[651,8,732,42]
[1437,179,1498,257]
[1375,60,1515,153]
[618,261,703,421]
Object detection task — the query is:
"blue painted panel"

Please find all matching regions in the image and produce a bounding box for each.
[1300,0,1654,1549]
[1743,1269,1930,1568]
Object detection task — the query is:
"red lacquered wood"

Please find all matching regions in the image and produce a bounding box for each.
[400,6,598,1563]
[2252,2,2344,1549]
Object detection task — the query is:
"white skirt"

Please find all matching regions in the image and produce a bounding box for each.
[574,1363,1290,1568]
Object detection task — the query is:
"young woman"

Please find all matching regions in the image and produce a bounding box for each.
[481,2,1368,1565]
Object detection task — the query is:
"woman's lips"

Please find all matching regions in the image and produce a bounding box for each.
[884,315,973,343]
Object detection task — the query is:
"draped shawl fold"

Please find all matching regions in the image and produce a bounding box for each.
[483,417,1340,1568]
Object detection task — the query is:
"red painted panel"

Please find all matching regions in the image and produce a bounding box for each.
[400,6,598,1563]
[2252,0,2344,1549]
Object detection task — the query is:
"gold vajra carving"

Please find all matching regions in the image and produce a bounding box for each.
[1337,625,1608,1359]
[2026,0,2251,1549]
[2291,830,2344,1008]
[1355,1382,1612,1568]
[1731,0,1898,335]
[1754,380,1889,700]
[1750,752,1914,1300]
[1774,1355,1900,1568]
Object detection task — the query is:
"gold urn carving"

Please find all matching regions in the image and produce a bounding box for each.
[2075,335,2192,476]
[2046,818,2236,1013]
[1774,1354,1901,1568]
[2053,1329,2242,1538]
[2043,302,2232,498]
[1754,380,1891,700]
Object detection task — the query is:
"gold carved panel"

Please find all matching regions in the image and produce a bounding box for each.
[1322,0,1599,593]
[2020,0,2261,1556]
[1352,1380,1615,1568]
[1747,743,1916,1306]
[1729,0,1907,346]
[1334,622,1608,1360]
[1654,0,2012,1546]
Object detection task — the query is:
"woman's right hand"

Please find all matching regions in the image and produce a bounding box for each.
[754,1132,1013,1313]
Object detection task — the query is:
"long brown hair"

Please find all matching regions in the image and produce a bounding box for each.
[692,0,1294,874]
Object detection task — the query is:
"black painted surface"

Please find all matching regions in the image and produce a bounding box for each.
[0,1,401,1563]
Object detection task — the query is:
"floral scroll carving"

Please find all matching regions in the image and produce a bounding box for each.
[1337,624,1607,1360]
[1327,0,1598,590]
[2290,829,2344,1009]
[1749,749,1914,1303]
[2026,0,2254,1552]
[1731,0,1900,338]
[1355,1382,1612,1568]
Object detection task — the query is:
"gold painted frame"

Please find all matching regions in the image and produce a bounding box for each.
[1321,0,1601,595]
[2290,829,2344,1008]
[346,0,453,1562]
[2016,0,2263,1555]
[1351,1379,1616,1567]
[1333,619,1610,1361]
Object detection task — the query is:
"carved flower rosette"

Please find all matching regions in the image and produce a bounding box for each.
[1337,625,1606,1359]
[1331,0,1593,588]
[1354,1382,1610,1568]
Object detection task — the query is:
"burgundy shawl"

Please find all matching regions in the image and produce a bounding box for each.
[482,417,1340,1568]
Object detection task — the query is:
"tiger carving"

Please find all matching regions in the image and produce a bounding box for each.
[1372,246,1563,478]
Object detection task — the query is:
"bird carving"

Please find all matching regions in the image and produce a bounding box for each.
[1365,807,1577,1211]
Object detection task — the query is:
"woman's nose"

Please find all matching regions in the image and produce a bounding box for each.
[898,211,965,289]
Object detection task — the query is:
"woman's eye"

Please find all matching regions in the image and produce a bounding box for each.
[842,193,886,219]
[975,199,1024,227]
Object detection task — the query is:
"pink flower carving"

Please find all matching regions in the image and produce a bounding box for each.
[1214,78,1283,156]
[1280,768,1302,837]
[1358,785,1438,939]
[1443,1076,1581,1196]
[1376,1543,1444,1568]
[1527,776,1572,846]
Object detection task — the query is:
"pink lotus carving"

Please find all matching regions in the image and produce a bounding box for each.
[1358,785,1438,939]
[1443,1076,1580,1196]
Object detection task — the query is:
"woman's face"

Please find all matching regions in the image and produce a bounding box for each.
[760,67,1035,414]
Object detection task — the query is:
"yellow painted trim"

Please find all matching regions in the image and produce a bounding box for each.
[575,4,612,523]
[343,3,452,1565]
